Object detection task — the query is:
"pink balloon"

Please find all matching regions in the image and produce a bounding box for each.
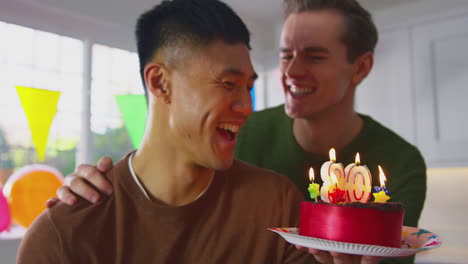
[0,188,11,232]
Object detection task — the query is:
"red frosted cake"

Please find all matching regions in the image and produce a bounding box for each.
[299,201,404,248]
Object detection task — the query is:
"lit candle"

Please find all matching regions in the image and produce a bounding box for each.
[307,168,320,202]
[373,165,391,203]
[320,148,345,203]
[327,172,346,203]
[344,153,372,203]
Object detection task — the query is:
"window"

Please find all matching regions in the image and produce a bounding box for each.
[0,21,83,183]
[90,44,144,163]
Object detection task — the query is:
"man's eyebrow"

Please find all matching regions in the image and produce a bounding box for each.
[279,46,330,53]
[303,46,330,53]
[222,68,258,81]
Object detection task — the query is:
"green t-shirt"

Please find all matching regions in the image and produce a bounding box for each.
[235,105,427,264]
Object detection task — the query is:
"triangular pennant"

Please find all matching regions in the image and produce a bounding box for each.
[115,94,148,149]
[16,86,61,161]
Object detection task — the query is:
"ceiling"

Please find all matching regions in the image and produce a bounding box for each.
[29,0,420,29]
[0,0,423,59]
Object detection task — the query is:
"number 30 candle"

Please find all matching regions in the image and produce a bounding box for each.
[320,148,345,203]
[344,153,372,203]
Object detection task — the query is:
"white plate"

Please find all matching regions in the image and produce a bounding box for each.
[269,226,441,257]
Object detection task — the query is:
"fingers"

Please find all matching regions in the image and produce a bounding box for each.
[295,247,380,264]
[74,163,113,195]
[329,252,382,264]
[56,185,78,205]
[306,249,334,264]
[361,256,383,264]
[96,156,114,174]
[64,175,100,203]
[45,197,60,208]
[330,251,359,264]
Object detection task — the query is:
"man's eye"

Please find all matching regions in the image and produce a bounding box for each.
[223,82,235,89]
[281,55,293,61]
[308,56,325,61]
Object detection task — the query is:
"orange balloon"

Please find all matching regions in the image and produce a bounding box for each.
[3,165,64,228]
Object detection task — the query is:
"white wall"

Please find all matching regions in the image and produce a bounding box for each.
[416,167,468,264]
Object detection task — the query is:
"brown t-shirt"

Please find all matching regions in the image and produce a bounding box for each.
[17,158,317,263]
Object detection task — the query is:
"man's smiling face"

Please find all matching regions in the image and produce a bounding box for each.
[280,11,357,119]
[167,40,257,170]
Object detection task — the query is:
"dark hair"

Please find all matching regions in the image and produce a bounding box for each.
[135,0,251,92]
[283,0,378,62]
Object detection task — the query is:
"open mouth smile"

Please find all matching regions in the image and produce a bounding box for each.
[216,122,240,141]
[288,85,316,96]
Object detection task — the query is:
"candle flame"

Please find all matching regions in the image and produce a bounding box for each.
[329,148,336,162]
[309,167,315,182]
[355,153,361,165]
[330,171,338,185]
[378,165,387,187]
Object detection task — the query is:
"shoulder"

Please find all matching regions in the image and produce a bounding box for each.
[33,158,131,244]
[360,115,426,174]
[17,210,62,263]
[361,114,424,158]
[19,160,131,261]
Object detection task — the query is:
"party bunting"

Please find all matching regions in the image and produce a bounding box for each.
[16,86,61,161]
[115,94,148,149]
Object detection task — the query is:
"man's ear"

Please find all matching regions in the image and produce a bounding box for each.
[351,52,373,86]
[144,62,171,103]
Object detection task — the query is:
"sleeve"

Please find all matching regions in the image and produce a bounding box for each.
[381,149,427,264]
[281,181,319,264]
[389,149,427,228]
[16,210,63,264]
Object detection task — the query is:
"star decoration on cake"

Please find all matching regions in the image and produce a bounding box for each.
[308,184,320,199]
[372,191,390,203]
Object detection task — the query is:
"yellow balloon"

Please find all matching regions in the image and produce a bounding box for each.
[3,165,64,228]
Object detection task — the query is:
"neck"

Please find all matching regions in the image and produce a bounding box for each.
[293,94,363,155]
[131,109,214,206]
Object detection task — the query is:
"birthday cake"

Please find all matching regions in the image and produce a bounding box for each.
[299,201,404,248]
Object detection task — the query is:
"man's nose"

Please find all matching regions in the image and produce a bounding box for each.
[285,57,306,78]
[232,89,253,116]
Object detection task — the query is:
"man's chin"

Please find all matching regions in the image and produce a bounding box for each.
[208,156,234,171]
[284,104,306,119]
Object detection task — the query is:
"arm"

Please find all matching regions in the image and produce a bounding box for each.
[17,211,62,263]
[390,152,427,228]
[47,156,114,207]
